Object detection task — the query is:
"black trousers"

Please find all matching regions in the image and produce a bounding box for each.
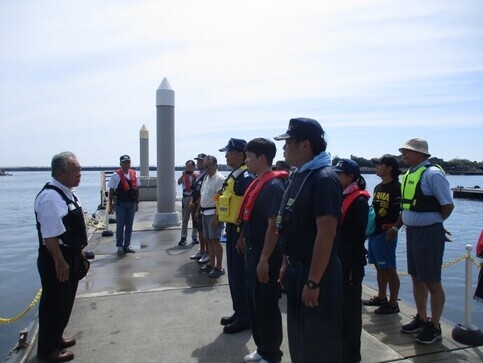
[246,242,283,363]
[37,245,80,357]
[341,267,364,363]
[226,224,249,323]
[285,258,342,363]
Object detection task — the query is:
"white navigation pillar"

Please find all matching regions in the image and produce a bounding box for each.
[139,124,149,177]
[153,77,179,229]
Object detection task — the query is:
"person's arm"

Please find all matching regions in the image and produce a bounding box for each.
[257,217,278,283]
[177,172,184,185]
[108,188,115,214]
[302,215,338,307]
[135,188,140,212]
[441,204,454,220]
[44,237,70,282]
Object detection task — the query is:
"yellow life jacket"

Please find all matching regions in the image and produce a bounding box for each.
[401,164,442,212]
[216,166,246,224]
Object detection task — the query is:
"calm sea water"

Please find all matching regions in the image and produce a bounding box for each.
[1,171,482,358]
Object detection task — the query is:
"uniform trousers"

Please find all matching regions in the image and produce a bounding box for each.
[285,258,342,363]
[341,266,364,363]
[225,223,249,323]
[246,242,283,363]
[37,245,80,358]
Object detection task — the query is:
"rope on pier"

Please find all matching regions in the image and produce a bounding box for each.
[0,289,42,324]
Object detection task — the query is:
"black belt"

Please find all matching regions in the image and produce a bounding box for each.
[200,206,216,212]
[287,256,307,268]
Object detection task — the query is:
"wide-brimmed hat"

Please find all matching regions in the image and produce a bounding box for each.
[399,138,431,157]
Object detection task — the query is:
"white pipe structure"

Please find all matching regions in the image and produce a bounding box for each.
[153,77,179,229]
[452,244,483,345]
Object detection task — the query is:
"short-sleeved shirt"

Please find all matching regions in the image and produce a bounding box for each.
[372,179,401,234]
[243,178,285,244]
[402,161,453,227]
[34,179,79,243]
[279,166,342,262]
[200,171,225,215]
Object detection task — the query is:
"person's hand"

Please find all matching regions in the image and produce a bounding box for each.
[235,237,246,254]
[257,259,269,283]
[108,203,114,214]
[278,264,287,290]
[55,259,70,282]
[135,203,139,212]
[302,285,319,308]
[194,211,200,222]
[385,228,397,241]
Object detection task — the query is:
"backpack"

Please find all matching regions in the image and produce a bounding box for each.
[366,205,376,237]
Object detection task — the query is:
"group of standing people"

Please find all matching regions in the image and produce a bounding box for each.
[34,117,453,362]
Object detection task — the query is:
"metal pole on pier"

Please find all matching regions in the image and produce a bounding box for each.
[140,124,149,177]
[452,244,483,345]
[153,77,179,229]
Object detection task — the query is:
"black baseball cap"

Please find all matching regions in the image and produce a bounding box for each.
[372,154,400,175]
[194,153,207,160]
[120,155,131,163]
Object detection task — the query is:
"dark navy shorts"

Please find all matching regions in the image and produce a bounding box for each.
[368,232,397,269]
[406,223,445,283]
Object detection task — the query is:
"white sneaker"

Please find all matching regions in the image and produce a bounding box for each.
[116,247,124,255]
[244,350,262,362]
[198,253,210,264]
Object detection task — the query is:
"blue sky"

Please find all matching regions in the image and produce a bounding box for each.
[1,0,482,167]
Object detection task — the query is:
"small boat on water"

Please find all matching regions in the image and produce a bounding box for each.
[0,169,12,176]
[452,185,483,200]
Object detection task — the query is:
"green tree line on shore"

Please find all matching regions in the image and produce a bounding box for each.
[336,155,483,174]
[2,157,482,174]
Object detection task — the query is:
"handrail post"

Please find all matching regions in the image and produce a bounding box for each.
[452,244,483,345]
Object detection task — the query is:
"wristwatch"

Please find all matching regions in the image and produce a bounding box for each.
[306,280,320,289]
[391,226,399,232]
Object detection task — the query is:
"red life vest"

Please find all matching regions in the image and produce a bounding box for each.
[182,172,199,194]
[239,170,288,222]
[477,229,483,258]
[116,169,138,191]
[340,189,370,223]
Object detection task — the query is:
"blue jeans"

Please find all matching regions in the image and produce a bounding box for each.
[115,201,136,247]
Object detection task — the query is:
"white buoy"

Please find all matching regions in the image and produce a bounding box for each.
[153,77,179,229]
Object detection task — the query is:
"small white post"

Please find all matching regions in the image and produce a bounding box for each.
[452,244,483,345]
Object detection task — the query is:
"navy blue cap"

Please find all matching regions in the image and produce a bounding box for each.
[274,117,324,141]
[333,159,360,178]
[120,154,131,163]
[219,138,247,152]
[194,153,207,160]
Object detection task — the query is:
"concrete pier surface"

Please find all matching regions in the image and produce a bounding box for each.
[21,202,482,362]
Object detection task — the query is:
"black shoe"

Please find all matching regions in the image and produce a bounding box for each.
[220,314,236,326]
[192,238,199,245]
[375,302,400,315]
[123,246,135,253]
[416,321,442,344]
[401,314,424,334]
[223,321,250,334]
[363,296,387,306]
[178,237,187,246]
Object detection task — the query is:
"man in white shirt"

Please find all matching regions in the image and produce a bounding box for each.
[195,155,226,278]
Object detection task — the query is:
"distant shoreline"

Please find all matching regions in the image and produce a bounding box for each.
[1,166,482,175]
